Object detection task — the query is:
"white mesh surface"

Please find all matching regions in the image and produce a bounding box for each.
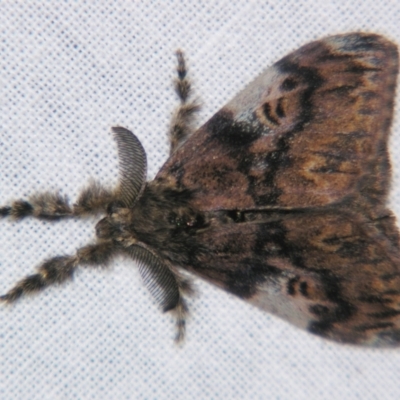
[1,1,400,399]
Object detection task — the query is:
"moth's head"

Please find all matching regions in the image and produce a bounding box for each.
[95,216,113,240]
[95,200,135,242]
[96,127,208,246]
[94,127,148,244]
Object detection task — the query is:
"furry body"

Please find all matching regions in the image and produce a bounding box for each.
[2,33,400,346]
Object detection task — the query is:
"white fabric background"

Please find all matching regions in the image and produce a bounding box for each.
[1,1,400,399]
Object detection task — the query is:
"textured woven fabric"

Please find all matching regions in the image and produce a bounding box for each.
[1,1,400,399]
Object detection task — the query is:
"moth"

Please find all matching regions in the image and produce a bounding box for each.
[1,33,400,347]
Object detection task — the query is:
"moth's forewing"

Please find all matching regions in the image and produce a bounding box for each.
[156,33,398,212]
[151,33,400,346]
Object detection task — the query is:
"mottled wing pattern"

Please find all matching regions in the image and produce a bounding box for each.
[179,210,400,346]
[156,33,398,212]
[1,32,399,347]
[154,32,400,345]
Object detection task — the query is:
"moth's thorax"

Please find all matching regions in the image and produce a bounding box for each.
[95,206,137,246]
[95,183,208,251]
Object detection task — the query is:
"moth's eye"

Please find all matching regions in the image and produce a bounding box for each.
[107,200,125,215]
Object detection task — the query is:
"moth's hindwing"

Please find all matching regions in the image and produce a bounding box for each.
[152,33,400,346]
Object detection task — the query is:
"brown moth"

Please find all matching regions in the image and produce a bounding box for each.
[1,33,400,346]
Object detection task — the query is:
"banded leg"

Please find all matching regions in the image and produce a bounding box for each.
[0,182,113,220]
[0,126,147,220]
[169,50,201,154]
[0,181,114,220]
[0,240,115,303]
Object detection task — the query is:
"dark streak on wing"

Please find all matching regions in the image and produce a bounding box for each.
[206,111,263,147]
[155,33,398,213]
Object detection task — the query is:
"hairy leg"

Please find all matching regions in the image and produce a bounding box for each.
[0,126,146,220]
[169,50,201,154]
[0,240,115,302]
[0,181,114,220]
